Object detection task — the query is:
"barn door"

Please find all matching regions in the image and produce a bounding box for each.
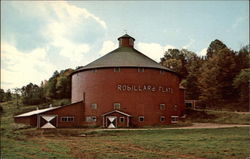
[39,115,57,128]
[106,116,117,128]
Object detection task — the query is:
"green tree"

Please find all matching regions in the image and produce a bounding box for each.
[14,88,21,108]
[160,49,196,77]
[198,48,237,106]
[5,89,12,101]
[233,68,250,105]
[43,69,73,100]
[21,83,43,105]
[0,89,4,102]
[206,39,227,58]
[185,56,203,99]
[198,57,220,106]
[56,69,73,99]
[215,48,237,100]
[235,45,250,71]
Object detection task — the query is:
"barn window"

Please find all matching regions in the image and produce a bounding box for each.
[138,116,144,122]
[160,116,165,122]
[92,116,97,122]
[174,105,178,111]
[92,69,97,73]
[160,70,165,75]
[61,116,74,122]
[120,117,125,123]
[185,102,192,108]
[160,104,165,110]
[138,68,144,72]
[86,116,97,122]
[114,67,120,72]
[129,38,134,46]
[91,103,97,110]
[171,116,178,123]
[113,103,121,110]
[119,38,123,45]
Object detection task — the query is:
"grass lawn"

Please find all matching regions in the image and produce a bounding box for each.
[1,127,250,159]
[1,101,250,159]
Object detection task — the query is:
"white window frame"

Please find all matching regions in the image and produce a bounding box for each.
[114,67,120,72]
[91,103,97,110]
[119,117,125,123]
[113,103,121,110]
[160,116,165,122]
[92,116,97,122]
[138,116,144,122]
[171,116,178,123]
[174,105,178,111]
[137,68,144,72]
[160,104,166,110]
[129,38,134,46]
[61,116,74,122]
[86,116,97,122]
[119,38,123,45]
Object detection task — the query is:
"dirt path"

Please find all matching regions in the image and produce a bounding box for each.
[98,123,249,131]
[167,123,250,129]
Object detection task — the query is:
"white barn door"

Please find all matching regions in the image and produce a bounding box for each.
[106,116,117,128]
[39,115,58,128]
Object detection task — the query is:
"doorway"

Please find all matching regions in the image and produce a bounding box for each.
[106,116,117,128]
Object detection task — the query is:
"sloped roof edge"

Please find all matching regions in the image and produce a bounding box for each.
[72,47,178,76]
[14,101,83,118]
[102,110,131,117]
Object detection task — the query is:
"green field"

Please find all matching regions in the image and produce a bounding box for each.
[1,101,250,159]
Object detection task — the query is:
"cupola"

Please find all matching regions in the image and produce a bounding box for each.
[118,34,135,48]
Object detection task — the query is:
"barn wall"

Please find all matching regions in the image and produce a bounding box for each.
[72,68,184,127]
[14,115,37,126]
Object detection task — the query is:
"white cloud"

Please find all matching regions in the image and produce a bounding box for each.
[1,42,56,90]
[232,16,245,29]
[99,40,117,55]
[50,1,106,29]
[136,42,175,62]
[1,1,108,90]
[41,2,107,62]
[198,48,207,56]
[59,41,90,62]
[182,39,195,49]
[164,45,176,51]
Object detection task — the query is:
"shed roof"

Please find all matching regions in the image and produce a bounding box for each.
[102,110,131,117]
[14,106,60,117]
[14,101,83,118]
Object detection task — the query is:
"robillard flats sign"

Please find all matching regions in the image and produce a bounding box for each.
[117,84,173,93]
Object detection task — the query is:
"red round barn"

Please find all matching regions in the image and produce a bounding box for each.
[14,34,184,128]
[71,34,184,128]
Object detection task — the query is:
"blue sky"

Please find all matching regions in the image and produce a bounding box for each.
[1,1,249,90]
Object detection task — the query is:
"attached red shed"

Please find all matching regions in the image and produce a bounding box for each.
[14,102,83,128]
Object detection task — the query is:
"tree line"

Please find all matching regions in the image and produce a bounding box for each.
[1,69,74,106]
[160,39,249,110]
